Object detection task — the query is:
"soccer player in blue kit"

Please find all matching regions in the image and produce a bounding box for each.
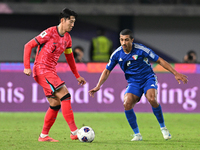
[89,29,188,141]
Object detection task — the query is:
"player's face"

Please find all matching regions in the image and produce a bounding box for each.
[63,16,76,32]
[120,35,134,53]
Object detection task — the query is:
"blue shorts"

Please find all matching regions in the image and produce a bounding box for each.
[124,75,158,98]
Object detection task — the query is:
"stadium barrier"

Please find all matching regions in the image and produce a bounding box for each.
[0,62,199,113]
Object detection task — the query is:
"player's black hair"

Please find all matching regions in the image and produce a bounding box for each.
[59,8,78,21]
[120,29,133,39]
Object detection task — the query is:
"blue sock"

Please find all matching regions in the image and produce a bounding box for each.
[152,104,165,128]
[125,109,140,134]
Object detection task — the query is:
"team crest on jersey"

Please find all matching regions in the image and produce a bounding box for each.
[40,31,47,38]
[132,55,138,60]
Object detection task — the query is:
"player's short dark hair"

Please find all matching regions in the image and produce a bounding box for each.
[59,8,78,21]
[120,29,133,39]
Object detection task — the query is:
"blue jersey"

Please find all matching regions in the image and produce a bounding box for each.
[106,42,159,83]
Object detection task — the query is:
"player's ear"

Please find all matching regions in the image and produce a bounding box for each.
[60,17,65,23]
[60,18,63,23]
[132,38,134,42]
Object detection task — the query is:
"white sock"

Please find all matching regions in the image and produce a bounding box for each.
[40,133,48,138]
[71,129,79,135]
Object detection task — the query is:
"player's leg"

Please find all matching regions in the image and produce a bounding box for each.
[144,77,171,140]
[34,73,63,142]
[38,97,60,142]
[54,85,78,140]
[145,88,165,125]
[124,93,142,141]
[124,84,143,141]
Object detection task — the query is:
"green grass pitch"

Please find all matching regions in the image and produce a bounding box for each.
[0,112,200,150]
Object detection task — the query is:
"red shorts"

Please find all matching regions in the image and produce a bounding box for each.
[34,72,65,97]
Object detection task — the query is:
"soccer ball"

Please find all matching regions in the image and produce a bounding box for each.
[77,126,95,142]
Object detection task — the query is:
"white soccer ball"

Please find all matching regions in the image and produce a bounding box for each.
[77,126,95,142]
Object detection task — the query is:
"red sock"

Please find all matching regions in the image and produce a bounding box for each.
[41,107,59,135]
[61,98,77,132]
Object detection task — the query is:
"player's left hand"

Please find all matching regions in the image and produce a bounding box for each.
[77,76,86,86]
[175,73,188,84]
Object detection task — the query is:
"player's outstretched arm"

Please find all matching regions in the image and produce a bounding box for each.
[64,52,87,85]
[156,57,188,84]
[89,69,111,97]
[64,52,80,78]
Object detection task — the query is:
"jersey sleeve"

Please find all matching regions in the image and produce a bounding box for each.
[142,46,159,62]
[106,51,118,71]
[64,52,80,78]
[34,28,52,45]
[24,38,38,69]
[63,34,72,54]
[63,35,80,78]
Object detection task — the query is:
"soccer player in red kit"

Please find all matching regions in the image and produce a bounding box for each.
[23,8,86,142]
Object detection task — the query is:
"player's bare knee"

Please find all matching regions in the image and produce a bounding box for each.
[123,101,133,110]
[47,97,61,106]
[147,97,155,102]
[146,93,156,102]
[147,96,159,107]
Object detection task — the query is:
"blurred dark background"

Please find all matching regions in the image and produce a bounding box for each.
[0,0,200,62]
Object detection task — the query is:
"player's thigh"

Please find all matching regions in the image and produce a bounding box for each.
[123,93,140,110]
[145,88,157,101]
[47,96,61,106]
[143,75,158,100]
[54,85,69,99]
[145,88,159,107]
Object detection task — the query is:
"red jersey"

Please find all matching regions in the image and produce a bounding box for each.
[33,26,72,76]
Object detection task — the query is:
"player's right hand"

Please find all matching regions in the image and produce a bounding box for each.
[24,68,32,76]
[89,87,100,98]
[175,73,188,84]
[77,76,86,86]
